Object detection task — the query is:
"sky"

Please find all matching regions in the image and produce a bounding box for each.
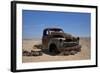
[22,10,91,39]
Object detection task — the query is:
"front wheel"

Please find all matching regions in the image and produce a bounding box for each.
[49,44,59,55]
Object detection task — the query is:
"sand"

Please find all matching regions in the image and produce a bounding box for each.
[22,37,91,63]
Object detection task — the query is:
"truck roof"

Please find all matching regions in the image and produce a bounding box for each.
[44,28,63,31]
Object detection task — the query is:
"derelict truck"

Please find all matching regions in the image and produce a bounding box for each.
[42,28,81,55]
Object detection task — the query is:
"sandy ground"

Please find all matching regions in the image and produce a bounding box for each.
[22,37,91,63]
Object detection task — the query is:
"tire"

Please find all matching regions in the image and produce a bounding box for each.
[63,51,70,55]
[23,50,30,56]
[49,44,59,55]
[70,50,77,55]
[31,50,42,56]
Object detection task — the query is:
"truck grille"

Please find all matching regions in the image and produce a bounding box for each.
[63,42,78,47]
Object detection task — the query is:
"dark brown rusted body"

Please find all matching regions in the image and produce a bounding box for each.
[42,28,81,54]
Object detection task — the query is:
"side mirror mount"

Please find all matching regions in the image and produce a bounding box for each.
[77,37,79,40]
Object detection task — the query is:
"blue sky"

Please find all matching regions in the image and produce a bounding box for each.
[22,10,91,39]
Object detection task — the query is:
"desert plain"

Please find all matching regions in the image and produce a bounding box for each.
[22,37,91,63]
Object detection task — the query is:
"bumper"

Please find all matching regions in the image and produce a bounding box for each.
[60,45,81,52]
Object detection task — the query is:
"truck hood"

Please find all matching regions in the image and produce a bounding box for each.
[50,32,79,42]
